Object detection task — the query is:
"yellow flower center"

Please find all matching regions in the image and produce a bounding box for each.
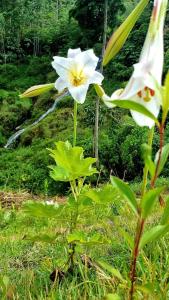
[69,67,87,87]
[137,87,155,102]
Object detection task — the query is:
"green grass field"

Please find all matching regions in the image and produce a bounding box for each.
[0,192,169,300]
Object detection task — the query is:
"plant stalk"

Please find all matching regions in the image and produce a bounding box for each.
[68,180,79,268]
[141,127,154,197]
[129,123,165,298]
[129,218,145,300]
[151,124,165,206]
[73,101,78,147]
[151,124,164,188]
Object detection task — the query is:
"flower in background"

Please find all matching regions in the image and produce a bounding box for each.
[52,48,104,104]
[104,0,168,128]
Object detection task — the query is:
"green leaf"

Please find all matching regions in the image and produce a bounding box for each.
[28,234,59,243]
[110,176,138,215]
[103,0,149,65]
[119,229,134,249]
[94,84,105,97]
[48,141,98,182]
[23,201,63,218]
[139,225,169,249]
[141,187,164,219]
[111,100,160,127]
[19,83,55,98]
[105,294,121,300]
[162,72,169,122]
[97,260,125,283]
[67,231,110,245]
[154,144,169,176]
[86,184,119,204]
[141,144,155,178]
[161,197,169,225]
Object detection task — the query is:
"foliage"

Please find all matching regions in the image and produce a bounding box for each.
[70,0,125,48]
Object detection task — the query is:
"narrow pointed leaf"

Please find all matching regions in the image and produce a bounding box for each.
[161,197,169,225]
[139,225,169,249]
[94,84,105,97]
[20,83,55,98]
[119,228,134,249]
[97,260,125,282]
[111,100,160,126]
[110,176,138,214]
[154,144,169,176]
[162,72,169,122]
[141,187,164,219]
[141,143,155,178]
[103,0,149,65]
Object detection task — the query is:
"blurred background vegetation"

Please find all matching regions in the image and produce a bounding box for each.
[0,0,169,195]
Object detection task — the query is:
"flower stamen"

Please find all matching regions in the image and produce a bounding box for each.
[69,69,87,87]
[137,87,155,102]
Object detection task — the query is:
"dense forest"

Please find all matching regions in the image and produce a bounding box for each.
[2,0,169,194]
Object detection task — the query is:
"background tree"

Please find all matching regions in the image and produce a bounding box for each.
[70,0,125,50]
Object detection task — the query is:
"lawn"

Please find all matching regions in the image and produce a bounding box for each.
[0,191,169,300]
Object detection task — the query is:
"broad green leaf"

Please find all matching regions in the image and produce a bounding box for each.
[139,225,169,249]
[48,141,98,182]
[110,176,138,215]
[67,231,110,245]
[20,83,55,98]
[162,72,169,122]
[141,144,155,178]
[103,0,149,65]
[67,231,86,244]
[161,197,169,225]
[23,201,63,218]
[111,100,160,127]
[86,184,119,204]
[97,260,125,283]
[141,187,164,219]
[154,144,169,176]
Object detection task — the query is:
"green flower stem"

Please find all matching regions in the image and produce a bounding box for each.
[141,127,154,197]
[130,127,154,299]
[129,218,145,300]
[151,124,164,189]
[130,124,165,298]
[69,180,79,268]
[73,101,78,147]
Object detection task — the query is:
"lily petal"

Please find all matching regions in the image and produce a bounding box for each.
[130,94,160,128]
[55,77,67,92]
[52,57,72,79]
[76,49,99,72]
[68,48,81,58]
[88,71,104,85]
[69,84,89,104]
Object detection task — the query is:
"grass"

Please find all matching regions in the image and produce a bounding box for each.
[0,192,169,300]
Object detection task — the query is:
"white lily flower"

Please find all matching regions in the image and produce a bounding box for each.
[104,0,167,128]
[52,48,104,104]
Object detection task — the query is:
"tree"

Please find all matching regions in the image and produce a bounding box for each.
[70,0,125,48]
